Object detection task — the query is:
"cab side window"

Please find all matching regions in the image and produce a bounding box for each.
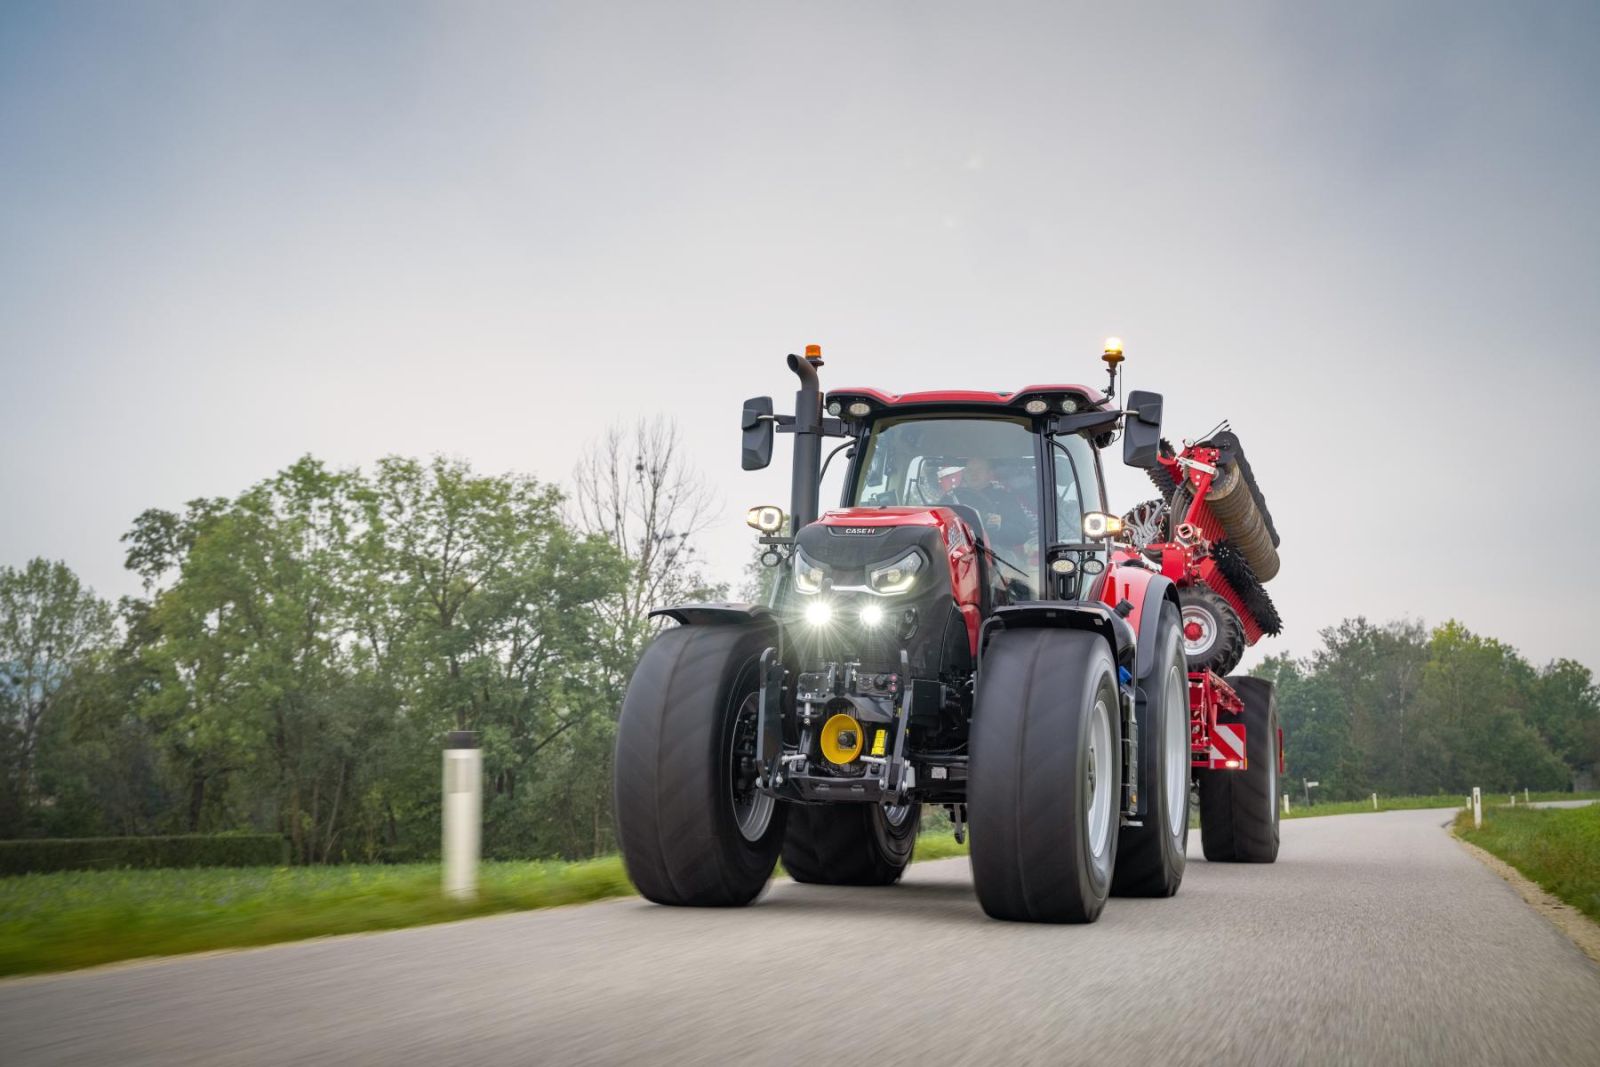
[1054,434,1104,544]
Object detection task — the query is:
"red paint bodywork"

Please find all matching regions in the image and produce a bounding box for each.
[815,506,983,653]
[1094,554,1163,652]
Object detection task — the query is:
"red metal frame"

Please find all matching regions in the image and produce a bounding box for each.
[1136,444,1270,645]
[1190,671,1246,770]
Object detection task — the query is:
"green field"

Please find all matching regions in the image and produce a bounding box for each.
[1282,790,1600,820]
[1457,803,1600,924]
[0,831,971,978]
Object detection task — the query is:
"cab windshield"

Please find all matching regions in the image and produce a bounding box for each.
[848,415,1040,595]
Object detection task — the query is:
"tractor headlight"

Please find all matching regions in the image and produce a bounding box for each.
[792,548,827,595]
[745,504,785,534]
[804,600,834,627]
[867,549,925,595]
[1082,512,1125,540]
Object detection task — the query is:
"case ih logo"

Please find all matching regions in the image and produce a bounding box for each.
[832,526,885,536]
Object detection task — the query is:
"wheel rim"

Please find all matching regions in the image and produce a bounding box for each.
[1163,662,1189,838]
[1086,696,1114,860]
[728,691,774,842]
[1180,605,1216,659]
[1267,722,1279,824]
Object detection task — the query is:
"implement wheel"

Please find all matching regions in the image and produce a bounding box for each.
[1198,675,1281,863]
[1112,601,1190,897]
[782,803,920,886]
[1178,586,1245,676]
[613,621,787,905]
[969,627,1121,923]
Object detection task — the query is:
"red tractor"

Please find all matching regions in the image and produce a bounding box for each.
[614,341,1283,923]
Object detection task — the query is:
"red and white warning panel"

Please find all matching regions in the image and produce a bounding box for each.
[1206,722,1246,769]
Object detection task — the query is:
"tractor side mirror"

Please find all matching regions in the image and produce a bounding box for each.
[741,396,775,470]
[1122,390,1163,469]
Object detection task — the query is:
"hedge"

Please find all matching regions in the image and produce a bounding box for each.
[0,834,291,875]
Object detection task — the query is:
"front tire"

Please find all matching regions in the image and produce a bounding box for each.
[613,622,788,905]
[782,803,919,885]
[969,628,1122,923]
[1112,602,1190,897]
[1198,675,1280,863]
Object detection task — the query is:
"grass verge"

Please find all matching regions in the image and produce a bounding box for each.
[1456,804,1600,924]
[1,829,970,978]
[1283,790,1600,820]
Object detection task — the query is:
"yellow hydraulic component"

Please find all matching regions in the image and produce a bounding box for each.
[820,712,864,765]
[871,729,887,756]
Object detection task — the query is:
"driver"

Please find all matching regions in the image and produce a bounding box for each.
[944,456,1037,553]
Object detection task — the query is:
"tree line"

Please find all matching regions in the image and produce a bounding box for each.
[1256,619,1598,801]
[0,420,719,862]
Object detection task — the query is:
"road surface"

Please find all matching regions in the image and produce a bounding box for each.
[3,808,1598,1066]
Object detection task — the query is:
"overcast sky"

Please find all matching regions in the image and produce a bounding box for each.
[3,2,1597,671]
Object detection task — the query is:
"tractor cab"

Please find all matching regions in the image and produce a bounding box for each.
[751,371,1153,621]
[837,403,1106,605]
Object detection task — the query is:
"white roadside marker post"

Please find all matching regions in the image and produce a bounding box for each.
[1372,792,1378,810]
[1282,793,1290,815]
[443,730,482,901]
[1524,787,1530,804]
[1472,786,1482,829]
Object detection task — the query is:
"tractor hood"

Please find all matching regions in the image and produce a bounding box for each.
[797,507,970,576]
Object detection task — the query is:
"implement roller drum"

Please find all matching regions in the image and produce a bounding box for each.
[1205,462,1280,583]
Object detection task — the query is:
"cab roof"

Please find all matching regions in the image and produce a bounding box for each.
[826,384,1110,413]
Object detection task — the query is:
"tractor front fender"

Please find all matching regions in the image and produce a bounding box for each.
[1131,573,1181,686]
[648,602,776,627]
[980,603,1135,676]
[1098,565,1181,686]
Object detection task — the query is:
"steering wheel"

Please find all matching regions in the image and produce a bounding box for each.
[946,486,1030,549]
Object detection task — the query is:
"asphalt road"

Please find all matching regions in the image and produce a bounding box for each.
[3,808,1598,1066]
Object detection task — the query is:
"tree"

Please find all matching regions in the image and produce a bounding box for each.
[1310,618,1430,795]
[363,455,627,858]
[572,417,726,658]
[115,454,630,861]
[1253,653,1358,799]
[1528,659,1600,775]
[1413,621,1570,792]
[123,458,377,856]
[0,559,115,835]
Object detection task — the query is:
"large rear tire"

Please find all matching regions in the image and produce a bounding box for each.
[613,621,787,906]
[1112,602,1190,897]
[1198,675,1280,863]
[782,803,920,885]
[969,628,1122,923]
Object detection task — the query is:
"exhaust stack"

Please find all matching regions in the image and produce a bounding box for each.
[786,345,825,531]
